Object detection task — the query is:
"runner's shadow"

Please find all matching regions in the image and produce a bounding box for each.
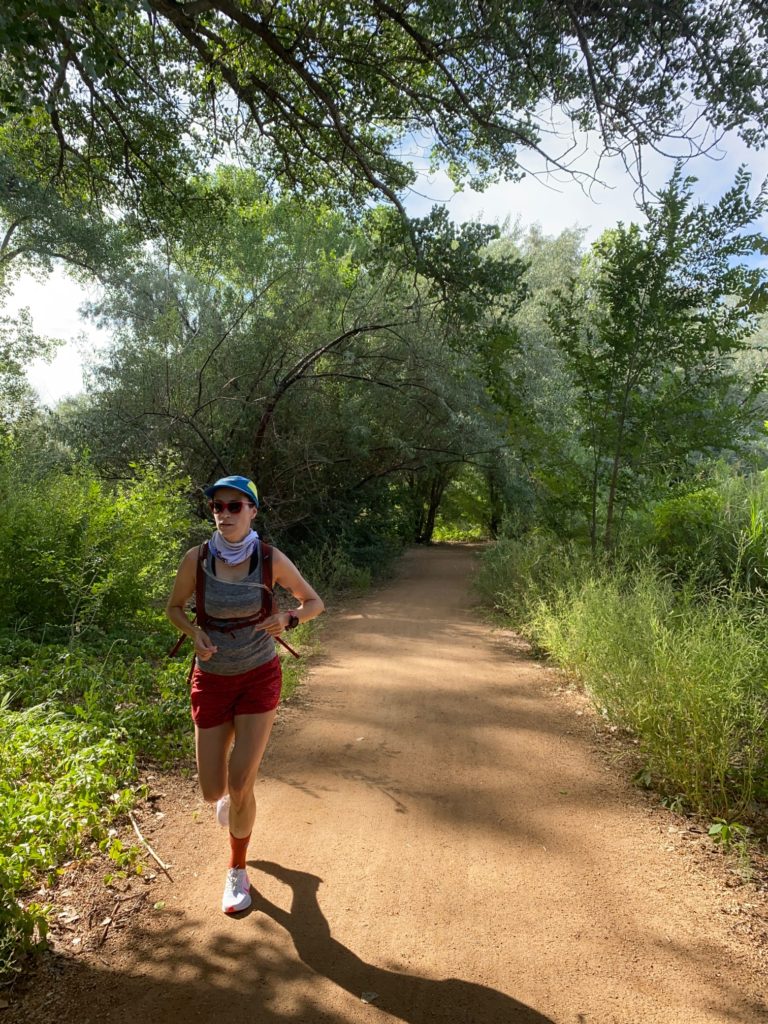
[251,860,555,1024]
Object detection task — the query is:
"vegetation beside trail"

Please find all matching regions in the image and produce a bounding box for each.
[0,452,394,976]
[476,471,768,826]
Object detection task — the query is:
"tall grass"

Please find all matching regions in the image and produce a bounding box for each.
[645,468,768,594]
[477,537,768,821]
[474,531,594,626]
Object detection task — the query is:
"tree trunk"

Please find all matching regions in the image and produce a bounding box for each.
[487,469,501,538]
[603,387,631,550]
[589,452,599,556]
[417,466,449,544]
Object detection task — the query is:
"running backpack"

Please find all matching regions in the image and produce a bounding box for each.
[168,540,299,664]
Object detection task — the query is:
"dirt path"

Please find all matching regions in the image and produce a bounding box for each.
[12,546,768,1024]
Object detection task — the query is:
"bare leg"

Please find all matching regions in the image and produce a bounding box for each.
[195,721,235,803]
[228,709,278,839]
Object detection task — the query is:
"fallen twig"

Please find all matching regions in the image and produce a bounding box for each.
[98,901,120,947]
[116,891,149,904]
[128,811,174,881]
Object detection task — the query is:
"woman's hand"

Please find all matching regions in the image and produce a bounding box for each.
[260,612,291,637]
[193,628,218,661]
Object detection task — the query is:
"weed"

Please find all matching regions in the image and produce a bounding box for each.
[708,819,750,849]
[0,633,192,976]
[661,794,687,814]
[709,819,754,881]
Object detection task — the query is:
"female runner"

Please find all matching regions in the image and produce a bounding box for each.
[166,475,324,913]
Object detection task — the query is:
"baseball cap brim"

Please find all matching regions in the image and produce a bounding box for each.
[203,475,259,507]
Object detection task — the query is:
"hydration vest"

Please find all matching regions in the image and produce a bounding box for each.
[169,540,299,668]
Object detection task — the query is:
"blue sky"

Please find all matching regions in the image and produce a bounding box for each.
[13,129,768,405]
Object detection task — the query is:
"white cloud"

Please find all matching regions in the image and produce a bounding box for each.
[404,130,768,242]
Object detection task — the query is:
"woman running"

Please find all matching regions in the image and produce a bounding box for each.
[166,475,324,913]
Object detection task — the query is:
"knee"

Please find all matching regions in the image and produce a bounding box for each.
[227,773,254,808]
[199,780,227,804]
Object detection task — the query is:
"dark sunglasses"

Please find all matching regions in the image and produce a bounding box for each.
[208,499,255,515]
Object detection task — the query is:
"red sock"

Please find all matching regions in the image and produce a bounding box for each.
[228,832,251,869]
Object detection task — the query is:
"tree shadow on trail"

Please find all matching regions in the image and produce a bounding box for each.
[250,859,555,1024]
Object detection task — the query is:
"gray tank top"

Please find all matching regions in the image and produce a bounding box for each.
[196,541,276,675]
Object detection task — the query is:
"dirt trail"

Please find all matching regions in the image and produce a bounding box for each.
[12,546,768,1024]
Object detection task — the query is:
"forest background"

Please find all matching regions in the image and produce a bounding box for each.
[1,0,768,979]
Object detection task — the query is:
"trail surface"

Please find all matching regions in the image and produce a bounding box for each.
[14,546,768,1024]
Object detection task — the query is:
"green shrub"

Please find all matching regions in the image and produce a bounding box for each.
[650,487,728,583]
[0,631,192,756]
[0,697,139,974]
[290,539,372,595]
[644,469,768,594]
[0,626,194,975]
[0,884,47,979]
[478,537,768,820]
[0,458,194,637]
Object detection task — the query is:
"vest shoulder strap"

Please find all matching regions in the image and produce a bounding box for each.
[260,541,274,617]
[248,544,259,575]
[195,541,209,630]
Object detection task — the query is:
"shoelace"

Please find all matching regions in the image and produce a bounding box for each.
[225,868,242,893]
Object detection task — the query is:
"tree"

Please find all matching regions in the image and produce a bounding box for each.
[0,113,144,289]
[1,1,766,222]
[0,308,57,435]
[547,166,768,550]
[58,172,524,540]
[459,225,589,538]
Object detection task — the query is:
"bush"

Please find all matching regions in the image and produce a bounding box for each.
[645,469,768,594]
[290,539,373,595]
[649,487,728,583]
[478,537,768,820]
[0,457,194,637]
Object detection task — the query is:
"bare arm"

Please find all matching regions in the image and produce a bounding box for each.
[260,548,325,637]
[165,546,218,660]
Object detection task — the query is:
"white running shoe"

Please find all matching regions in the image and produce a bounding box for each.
[216,794,230,828]
[222,867,251,914]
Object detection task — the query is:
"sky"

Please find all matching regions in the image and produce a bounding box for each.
[12,128,768,406]
[11,273,112,407]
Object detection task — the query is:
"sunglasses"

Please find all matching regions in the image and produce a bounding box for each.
[208,499,255,515]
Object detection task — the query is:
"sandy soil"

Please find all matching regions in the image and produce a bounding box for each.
[7,545,768,1024]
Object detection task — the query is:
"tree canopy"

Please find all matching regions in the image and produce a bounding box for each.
[2,1,767,222]
[3,4,768,550]
[53,170,526,541]
[547,167,768,548]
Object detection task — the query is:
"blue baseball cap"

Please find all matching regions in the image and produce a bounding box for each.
[204,475,259,507]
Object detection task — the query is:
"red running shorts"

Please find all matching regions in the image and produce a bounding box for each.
[190,655,282,728]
